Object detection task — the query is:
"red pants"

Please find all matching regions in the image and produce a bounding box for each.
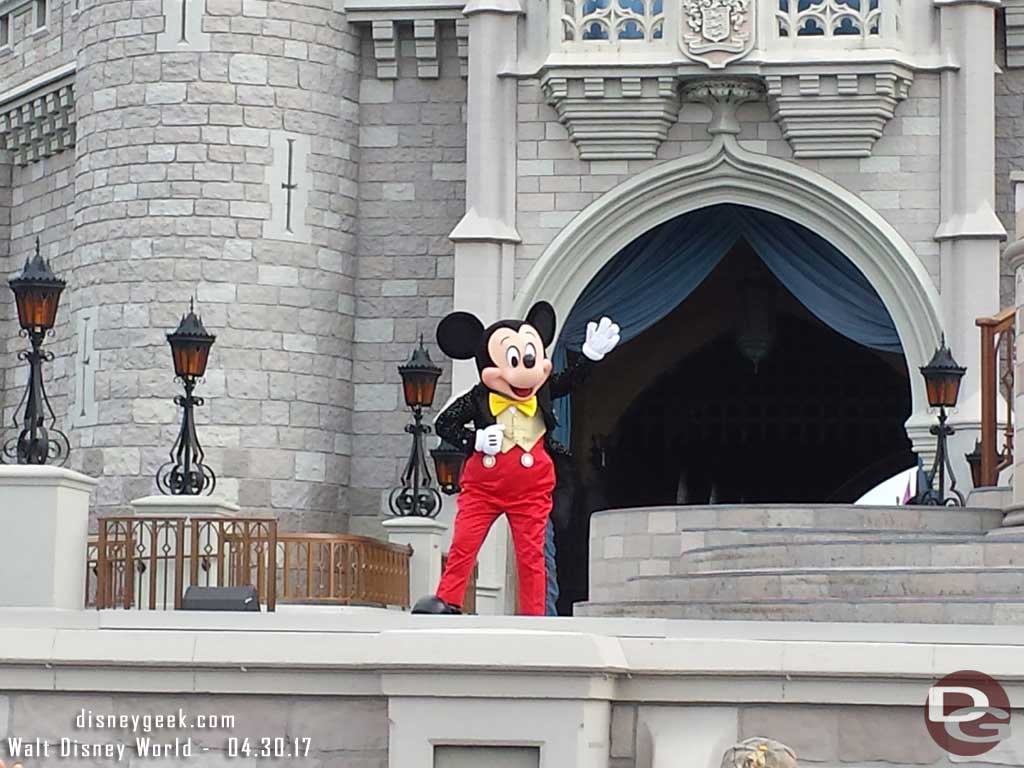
[436,444,555,616]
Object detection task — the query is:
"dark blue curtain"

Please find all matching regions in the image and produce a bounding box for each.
[551,203,902,444]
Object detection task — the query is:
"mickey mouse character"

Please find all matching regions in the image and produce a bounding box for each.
[412,302,620,616]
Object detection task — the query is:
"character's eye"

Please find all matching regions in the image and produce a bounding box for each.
[506,346,521,367]
[525,342,537,359]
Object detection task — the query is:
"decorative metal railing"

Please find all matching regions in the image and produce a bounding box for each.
[976,308,1015,488]
[94,516,278,611]
[277,534,411,608]
[88,520,413,611]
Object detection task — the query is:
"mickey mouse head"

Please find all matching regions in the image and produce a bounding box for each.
[437,301,557,402]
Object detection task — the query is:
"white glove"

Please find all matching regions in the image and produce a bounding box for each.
[474,424,505,456]
[582,316,621,361]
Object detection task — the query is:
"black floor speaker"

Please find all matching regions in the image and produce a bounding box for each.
[182,585,261,612]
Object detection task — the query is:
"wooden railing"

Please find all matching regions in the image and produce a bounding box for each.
[977,307,1016,487]
[88,519,413,611]
[94,516,278,611]
[277,534,411,608]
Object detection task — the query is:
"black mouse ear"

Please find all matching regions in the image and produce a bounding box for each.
[436,311,485,360]
[525,301,557,347]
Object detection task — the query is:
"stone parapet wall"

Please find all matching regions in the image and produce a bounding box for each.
[588,504,1005,604]
[68,0,361,527]
[2,610,1024,768]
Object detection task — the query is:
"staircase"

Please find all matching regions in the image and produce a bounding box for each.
[575,504,1024,624]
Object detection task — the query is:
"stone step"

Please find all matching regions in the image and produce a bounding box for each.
[678,527,992,550]
[574,597,1024,624]
[591,505,1005,539]
[624,566,1024,602]
[588,529,1006,604]
[679,536,1024,572]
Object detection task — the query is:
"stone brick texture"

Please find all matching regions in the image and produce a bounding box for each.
[67,0,361,529]
[348,27,463,534]
[997,23,1024,310]
[514,74,943,294]
[0,0,77,91]
[604,703,1024,768]
[1,690,388,766]
[1,153,76,467]
[1,8,1014,544]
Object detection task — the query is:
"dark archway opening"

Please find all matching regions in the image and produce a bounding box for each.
[553,240,914,614]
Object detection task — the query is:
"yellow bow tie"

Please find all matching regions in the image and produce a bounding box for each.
[489,392,538,418]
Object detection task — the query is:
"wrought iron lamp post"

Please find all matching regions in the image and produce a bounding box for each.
[915,336,967,506]
[2,239,69,466]
[156,300,217,496]
[388,336,445,518]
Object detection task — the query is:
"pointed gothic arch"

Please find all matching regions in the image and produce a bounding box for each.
[514,134,943,453]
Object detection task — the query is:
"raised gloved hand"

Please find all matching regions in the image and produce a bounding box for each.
[474,424,506,456]
[582,317,621,361]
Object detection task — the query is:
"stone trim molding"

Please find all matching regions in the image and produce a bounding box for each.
[1006,0,1024,68]
[535,63,914,160]
[541,72,680,160]
[346,0,468,79]
[0,69,75,166]
[513,132,943,456]
[764,65,914,158]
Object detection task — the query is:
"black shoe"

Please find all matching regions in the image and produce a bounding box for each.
[412,595,462,615]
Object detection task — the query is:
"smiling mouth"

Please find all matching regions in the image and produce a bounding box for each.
[510,386,534,398]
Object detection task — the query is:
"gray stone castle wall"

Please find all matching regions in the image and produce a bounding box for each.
[349,26,464,534]
[0,0,79,470]
[1,154,77,471]
[0,0,77,89]
[69,0,361,528]
[0,13,465,534]
[513,74,943,294]
[997,18,1024,309]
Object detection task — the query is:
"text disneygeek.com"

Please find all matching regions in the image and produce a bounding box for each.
[4,709,315,761]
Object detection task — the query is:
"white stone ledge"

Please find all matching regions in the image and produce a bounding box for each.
[2,611,1024,704]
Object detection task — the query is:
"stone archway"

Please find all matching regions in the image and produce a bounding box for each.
[514,132,943,454]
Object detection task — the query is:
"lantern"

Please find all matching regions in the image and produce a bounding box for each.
[398,335,442,408]
[919,336,966,409]
[167,299,216,380]
[9,239,65,332]
[431,439,467,495]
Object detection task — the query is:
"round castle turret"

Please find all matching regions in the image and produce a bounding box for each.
[70,0,360,527]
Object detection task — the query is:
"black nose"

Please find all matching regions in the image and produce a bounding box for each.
[523,354,536,369]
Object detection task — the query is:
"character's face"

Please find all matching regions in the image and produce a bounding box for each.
[481,323,553,400]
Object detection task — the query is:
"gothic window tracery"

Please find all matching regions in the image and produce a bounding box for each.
[562,0,665,43]
[776,0,881,38]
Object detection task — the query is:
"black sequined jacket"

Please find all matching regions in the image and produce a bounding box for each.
[434,355,592,458]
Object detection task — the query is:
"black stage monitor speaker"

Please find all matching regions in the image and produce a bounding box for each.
[182,585,261,612]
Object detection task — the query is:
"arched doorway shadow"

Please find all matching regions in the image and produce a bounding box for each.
[514,134,942,455]
[541,220,919,613]
[552,242,916,611]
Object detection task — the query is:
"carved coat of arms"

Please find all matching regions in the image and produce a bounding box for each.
[682,0,755,69]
